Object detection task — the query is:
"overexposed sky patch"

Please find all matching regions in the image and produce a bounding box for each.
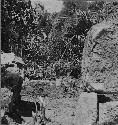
[31,0,64,13]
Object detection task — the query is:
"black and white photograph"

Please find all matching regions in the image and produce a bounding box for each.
[1,0,118,125]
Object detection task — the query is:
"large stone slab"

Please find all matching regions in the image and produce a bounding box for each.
[99,101,118,124]
[76,92,97,125]
[82,12,118,93]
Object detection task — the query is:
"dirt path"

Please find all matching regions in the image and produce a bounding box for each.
[45,97,78,125]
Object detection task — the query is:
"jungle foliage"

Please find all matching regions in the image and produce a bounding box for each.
[1,0,118,78]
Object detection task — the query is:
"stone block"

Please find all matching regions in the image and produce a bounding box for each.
[99,101,118,124]
[76,92,97,125]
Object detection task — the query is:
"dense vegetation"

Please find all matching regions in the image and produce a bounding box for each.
[1,0,118,79]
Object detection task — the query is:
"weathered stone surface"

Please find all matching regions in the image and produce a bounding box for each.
[99,101,118,124]
[76,92,97,125]
[82,15,118,92]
